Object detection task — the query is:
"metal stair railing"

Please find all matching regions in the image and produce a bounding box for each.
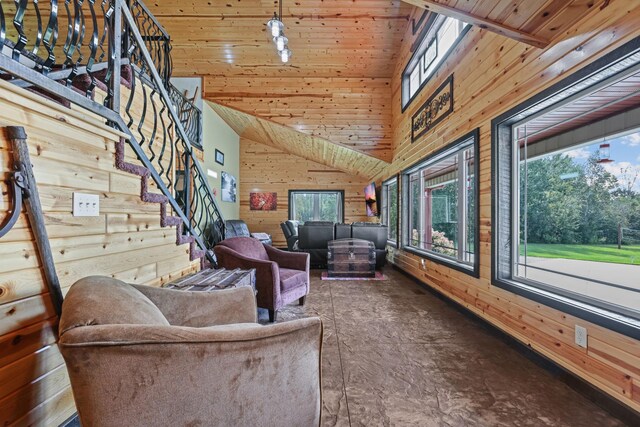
[0,0,225,265]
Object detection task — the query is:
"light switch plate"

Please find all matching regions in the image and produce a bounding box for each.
[73,192,100,217]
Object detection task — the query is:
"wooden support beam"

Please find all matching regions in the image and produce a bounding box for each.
[401,0,550,49]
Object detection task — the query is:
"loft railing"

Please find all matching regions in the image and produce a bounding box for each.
[127,0,203,148]
[169,82,203,150]
[0,0,225,262]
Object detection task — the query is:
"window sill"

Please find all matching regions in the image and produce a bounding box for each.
[492,277,640,340]
[402,245,479,278]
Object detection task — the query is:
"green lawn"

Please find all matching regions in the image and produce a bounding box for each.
[521,244,640,265]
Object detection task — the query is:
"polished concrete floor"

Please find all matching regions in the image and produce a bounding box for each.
[270,268,629,427]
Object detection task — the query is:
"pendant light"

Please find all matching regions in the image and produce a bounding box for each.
[266,0,292,63]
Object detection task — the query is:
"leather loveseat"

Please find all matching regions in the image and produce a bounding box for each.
[296,221,387,268]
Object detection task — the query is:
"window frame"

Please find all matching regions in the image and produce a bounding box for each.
[287,189,345,223]
[381,176,400,247]
[401,128,480,277]
[401,14,471,112]
[491,36,640,340]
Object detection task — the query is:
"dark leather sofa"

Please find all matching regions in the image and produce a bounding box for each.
[296,221,388,268]
[225,220,272,245]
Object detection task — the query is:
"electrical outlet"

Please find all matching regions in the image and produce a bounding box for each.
[575,325,588,348]
[73,192,100,217]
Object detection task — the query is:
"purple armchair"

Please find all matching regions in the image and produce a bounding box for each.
[214,237,310,322]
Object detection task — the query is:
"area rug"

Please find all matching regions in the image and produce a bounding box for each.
[320,271,386,281]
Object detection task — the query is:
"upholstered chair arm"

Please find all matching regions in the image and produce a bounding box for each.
[213,245,281,307]
[59,318,323,427]
[132,285,257,327]
[265,245,309,272]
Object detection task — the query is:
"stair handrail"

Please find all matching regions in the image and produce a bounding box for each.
[119,1,225,244]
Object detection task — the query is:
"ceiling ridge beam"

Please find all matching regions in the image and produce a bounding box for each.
[207,100,391,162]
[401,0,549,48]
[207,102,388,179]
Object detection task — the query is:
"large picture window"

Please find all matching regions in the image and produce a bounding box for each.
[401,14,470,110]
[402,129,479,275]
[493,40,640,336]
[288,190,344,223]
[381,178,398,243]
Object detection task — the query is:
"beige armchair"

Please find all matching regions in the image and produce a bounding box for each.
[59,276,323,427]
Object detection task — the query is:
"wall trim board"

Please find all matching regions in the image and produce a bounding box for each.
[391,265,640,426]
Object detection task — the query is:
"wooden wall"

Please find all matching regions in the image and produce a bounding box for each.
[379,2,640,413]
[239,138,374,248]
[0,80,200,424]
[205,77,394,161]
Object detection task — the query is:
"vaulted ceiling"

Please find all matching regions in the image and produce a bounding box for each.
[147,0,604,176]
[147,0,412,171]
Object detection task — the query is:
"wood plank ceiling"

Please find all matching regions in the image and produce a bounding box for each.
[147,0,602,176]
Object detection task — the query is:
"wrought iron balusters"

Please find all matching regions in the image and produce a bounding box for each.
[0,0,224,261]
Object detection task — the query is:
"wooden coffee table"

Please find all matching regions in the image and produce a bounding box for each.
[163,268,256,292]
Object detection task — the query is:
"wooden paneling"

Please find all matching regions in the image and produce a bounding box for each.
[209,102,389,178]
[239,138,374,248]
[147,1,412,79]
[205,77,394,161]
[0,79,200,424]
[379,1,640,414]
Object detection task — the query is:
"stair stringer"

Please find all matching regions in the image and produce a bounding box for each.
[114,137,206,266]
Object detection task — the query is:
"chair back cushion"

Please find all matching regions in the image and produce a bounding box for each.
[351,223,388,249]
[225,220,251,238]
[60,276,169,334]
[335,223,352,240]
[298,222,335,250]
[280,222,293,239]
[218,236,269,261]
[285,220,300,236]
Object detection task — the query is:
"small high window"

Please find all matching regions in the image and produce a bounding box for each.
[402,15,470,110]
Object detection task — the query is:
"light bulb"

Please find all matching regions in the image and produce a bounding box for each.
[267,17,284,38]
[274,35,288,52]
[280,48,291,63]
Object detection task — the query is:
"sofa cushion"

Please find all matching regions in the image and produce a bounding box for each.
[60,276,169,334]
[279,268,307,292]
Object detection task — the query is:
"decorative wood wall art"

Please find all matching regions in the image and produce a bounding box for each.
[250,192,278,211]
[411,74,454,143]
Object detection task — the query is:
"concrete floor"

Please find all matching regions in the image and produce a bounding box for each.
[268,268,629,427]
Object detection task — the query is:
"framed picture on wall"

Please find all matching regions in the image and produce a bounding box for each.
[215,149,224,165]
[221,171,236,203]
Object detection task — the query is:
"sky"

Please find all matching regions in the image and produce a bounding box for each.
[565,131,640,193]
